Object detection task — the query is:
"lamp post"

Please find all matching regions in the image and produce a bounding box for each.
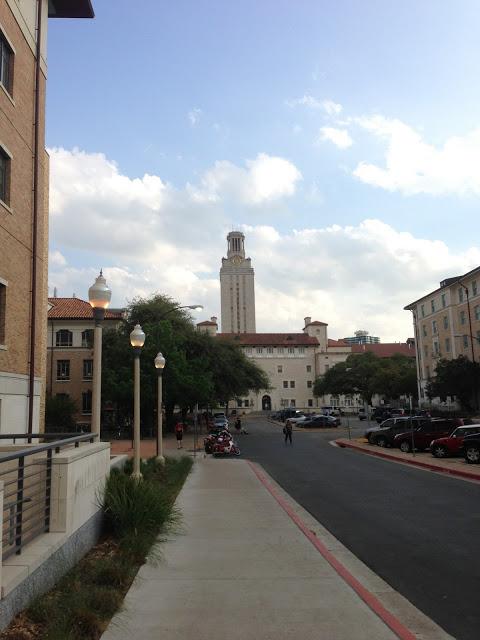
[88,270,112,438]
[154,352,166,464]
[130,324,146,480]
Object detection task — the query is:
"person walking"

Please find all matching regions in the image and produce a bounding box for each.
[175,421,184,449]
[284,421,293,445]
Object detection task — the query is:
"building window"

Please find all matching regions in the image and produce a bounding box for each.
[443,316,448,330]
[56,329,73,347]
[237,399,242,408]
[306,365,311,372]
[477,330,480,344]
[82,390,92,415]
[83,359,93,380]
[475,305,480,321]
[432,320,437,334]
[256,347,263,355]
[458,287,464,303]
[290,399,296,407]
[82,329,94,347]
[288,347,294,354]
[426,365,430,379]
[307,380,313,388]
[324,364,329,372]
[283,380,288,388]
[56,360,70,381]
[445,337,450,352]
[460,310,466,325]
[422,325,427,337]
[473,281,478,296]
[246,347,252,354]
[267,347,273,354]
[290,380,295,388]
[441,293,447,308]
[421,304,425,317]
[0,32,13,96]
[277,347,284,354]
[433,341,439,355]
[0,146,11,206]
[463,335,469,349]
[277,365,283,373]
[298,347,305,354]
[424,345,428,357]
[431,300,435,313]
[0,281,5,344]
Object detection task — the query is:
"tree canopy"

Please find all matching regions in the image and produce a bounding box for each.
[101,294,269,430]
[426,356,480,411]
[313,352,417,405]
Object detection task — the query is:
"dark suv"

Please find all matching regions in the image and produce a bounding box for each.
[393,419,458,453]
[462,432,480,464]
[368,417,430,447]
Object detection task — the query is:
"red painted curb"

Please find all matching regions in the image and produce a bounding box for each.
[336,440,480,482]
[247,461,416,640]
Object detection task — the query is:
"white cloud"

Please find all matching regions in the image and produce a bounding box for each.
[286,95,342,115]
[188,153,302,205]
[319,127,353,149]
[354,115,480,196]
[48,148,480,341]
[188,108,202,126]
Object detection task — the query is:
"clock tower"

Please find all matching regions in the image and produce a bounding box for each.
[220,231,256,333]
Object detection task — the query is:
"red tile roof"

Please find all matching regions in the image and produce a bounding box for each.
[217,333,319,346]
[48,298,124,320]
[197,320,218,326]
[351,343,415,358]
[305,320,328,326]
[328,339,349,347]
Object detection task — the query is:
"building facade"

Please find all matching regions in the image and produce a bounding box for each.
[47,297,122,429]
[405,267,480,405]
[220,231,256,333]
[0,1,93,435]
[343,330,380,345]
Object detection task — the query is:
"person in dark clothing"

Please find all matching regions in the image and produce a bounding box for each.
[284,421,293,445]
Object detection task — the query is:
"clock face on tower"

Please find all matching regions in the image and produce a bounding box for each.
[232,256,242,266]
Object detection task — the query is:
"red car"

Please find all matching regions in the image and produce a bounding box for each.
[430,425,480,458]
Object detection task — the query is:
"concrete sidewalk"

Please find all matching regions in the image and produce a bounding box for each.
[101,458,452,640]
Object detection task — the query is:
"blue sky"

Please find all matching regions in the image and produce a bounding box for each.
[46,1,480,339]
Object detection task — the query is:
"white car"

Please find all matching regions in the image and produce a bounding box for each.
[286,414,310,426]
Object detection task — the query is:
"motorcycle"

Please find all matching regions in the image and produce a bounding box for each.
[204,429,240,456]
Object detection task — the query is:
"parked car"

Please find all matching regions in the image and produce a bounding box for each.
[462,432,480,464]
[430,425,480,458]
[321,405,342,416]
[280,408,305,421]
[393,419,459,453]
[302,415,340,428]
[366,417,427,446]
[358,408,368,421]
[286,414,310,426]
[213,416,229,430]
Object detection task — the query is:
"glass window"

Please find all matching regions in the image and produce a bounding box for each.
[426,365,430,379]
[288,347,294,354]
[308,399,313,407]
[81,329,94,347]
[421,304,425,317]
[0,147,10,206]
[56,329,73,347]
[325,364,329,372]
[475,305,480,321]
[290,399,296,407]
[443,316,448,330]
[422,325,427,337]
[83,359,93,380]
[477,330,480,344]
[298,347,305,354]
[0,282,5,344]
[82,390,92,415]
[256,347,263,354]
[0,33,13,95]
[277,347,284,354]
[306,365,311,372]
[432,320,437,334]
[237,399,242,408]
[463,335,469,349]
[424,345,428,357]
[433,341,439,355]
[445,337,450,352]
[283,380,288,388]
[458,287,464,303]
[307,380,313,388]
[246,347,252,354]
[431,300,435,313]
[267,347,273,354]
[56,360,70,380]
[277,365,283,373]
[473,281,478,296]
[441,293,447,308]
[290,380,295,388]
[460,310,466,325]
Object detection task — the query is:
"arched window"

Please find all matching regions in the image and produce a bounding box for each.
[81,329,94,348]
[56,329,72,347]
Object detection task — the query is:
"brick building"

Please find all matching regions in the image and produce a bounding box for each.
[47,297,123,429]
[0,1,93,434]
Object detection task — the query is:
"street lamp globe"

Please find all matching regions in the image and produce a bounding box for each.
[130,324,146,348]
[154,352,166,369]
[88,270,112,310]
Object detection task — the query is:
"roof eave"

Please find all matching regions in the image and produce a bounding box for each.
[48,0,94,18]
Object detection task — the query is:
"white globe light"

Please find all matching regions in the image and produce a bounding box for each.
[130,324,146,348]
[154,352,166,369]
[88,270,112,310]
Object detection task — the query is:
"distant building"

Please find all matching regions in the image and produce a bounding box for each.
[405,266,480,405]
[220,231,256,333]
[343,330,380,345]
[0,1,94,435]
[47,297,123,429]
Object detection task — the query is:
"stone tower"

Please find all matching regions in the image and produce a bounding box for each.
[220,231,256,333]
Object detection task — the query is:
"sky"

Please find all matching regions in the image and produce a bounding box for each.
[46,0,480,341]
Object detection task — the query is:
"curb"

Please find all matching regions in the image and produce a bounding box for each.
[336,439,480,482]
[247,460,417,640]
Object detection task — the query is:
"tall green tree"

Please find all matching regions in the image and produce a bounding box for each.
[426,356,480,411]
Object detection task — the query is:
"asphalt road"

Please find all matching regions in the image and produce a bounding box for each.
[240,417,480,640]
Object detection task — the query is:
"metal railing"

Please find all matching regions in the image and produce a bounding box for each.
[0,433,96,560]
